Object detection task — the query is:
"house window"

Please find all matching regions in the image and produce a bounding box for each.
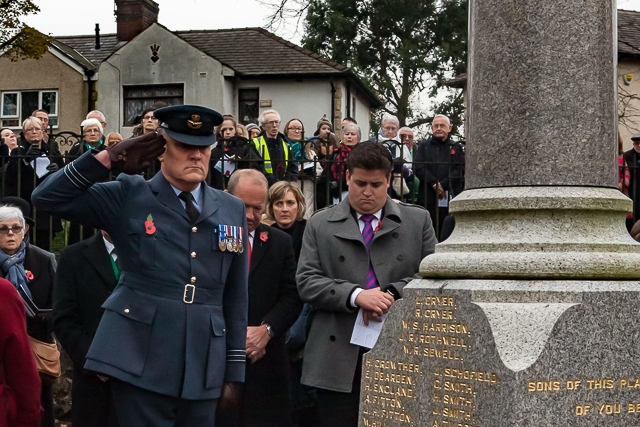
[1,90,59,128]
[238,89,259,125]
[123,84,184,126]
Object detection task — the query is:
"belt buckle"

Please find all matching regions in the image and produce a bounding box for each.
[183,284,196,304]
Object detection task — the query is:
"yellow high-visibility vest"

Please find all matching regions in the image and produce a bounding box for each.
[252,136,289,174]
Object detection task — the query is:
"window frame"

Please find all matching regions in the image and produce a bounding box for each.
[0,90,59,129]
[122,83,185,127]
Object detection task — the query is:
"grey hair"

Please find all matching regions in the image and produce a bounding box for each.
[381,114,400,127]
[86,110,106,123]
[398,126,413,135]
[227,169,268,195]
[81,118,104,135]
[22,117,42,132]
[342,123,362,140]
[0,206,25,227]
[258,109,281,125]
[433,114,451,125]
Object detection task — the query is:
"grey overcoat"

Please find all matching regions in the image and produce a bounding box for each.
[296,197,436,392]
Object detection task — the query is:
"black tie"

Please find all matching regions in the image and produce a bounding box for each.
[178,191,199,224]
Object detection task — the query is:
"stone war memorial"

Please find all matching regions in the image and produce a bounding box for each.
[359,0,640,426]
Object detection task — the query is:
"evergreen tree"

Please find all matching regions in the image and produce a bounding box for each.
[302,0,467,132]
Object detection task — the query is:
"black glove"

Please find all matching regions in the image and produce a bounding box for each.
[25,144,43,158]
[107,131,166,175]
[46,163,59,173]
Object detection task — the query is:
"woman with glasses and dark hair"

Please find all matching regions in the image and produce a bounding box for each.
[132,106,162,137]
[4,118,63,251]
[0,200,57,427]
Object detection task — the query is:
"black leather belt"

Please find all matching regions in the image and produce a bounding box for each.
[120,272,222,305]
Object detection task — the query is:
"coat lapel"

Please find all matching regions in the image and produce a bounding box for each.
[330,199,364,243]
[148,172,191,223]
[197,185,219,224]
[82,234,118,291]
[250,224,267,274]
[331,197,402,244]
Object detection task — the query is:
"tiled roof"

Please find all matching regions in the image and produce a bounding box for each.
[54,34,122,67]
[175,28,347,77]
[619,10,640,57]
[51,26,380,106]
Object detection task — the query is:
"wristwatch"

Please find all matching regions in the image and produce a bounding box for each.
[262,322,275,337]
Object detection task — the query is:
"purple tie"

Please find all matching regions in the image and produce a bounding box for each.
[361,214,379,289]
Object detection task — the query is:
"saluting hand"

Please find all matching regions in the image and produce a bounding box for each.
[97,131,166,174]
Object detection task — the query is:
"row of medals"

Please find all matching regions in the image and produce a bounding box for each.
[219,226,244,253]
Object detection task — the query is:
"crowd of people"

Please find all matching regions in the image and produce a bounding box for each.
[0,104,463,427]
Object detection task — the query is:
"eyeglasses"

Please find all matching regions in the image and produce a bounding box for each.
[432,124,449,129]
[382,126,397,131]
[84,129,101,134]
[0,226,24,235]
[264,120,280,127]
[143,115,158,121]
[288,127,303,132]
[25,128,42,133]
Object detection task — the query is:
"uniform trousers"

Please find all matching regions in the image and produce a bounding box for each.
[110,379,218,427]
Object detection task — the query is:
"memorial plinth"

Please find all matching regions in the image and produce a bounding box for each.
[359,0,640,425]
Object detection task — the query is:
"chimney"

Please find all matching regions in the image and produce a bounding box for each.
[95,24,101,49]
[114,0,159,42]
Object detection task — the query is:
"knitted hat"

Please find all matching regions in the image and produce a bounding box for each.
[316,115,332,132]
[246,123,260,134]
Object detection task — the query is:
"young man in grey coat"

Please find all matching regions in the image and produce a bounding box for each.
[297,141,437,426]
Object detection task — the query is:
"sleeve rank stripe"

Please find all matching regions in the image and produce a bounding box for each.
[68,162,93,187]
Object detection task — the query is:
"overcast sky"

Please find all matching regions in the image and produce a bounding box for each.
[23,0,640,45]
[23,0,303,42]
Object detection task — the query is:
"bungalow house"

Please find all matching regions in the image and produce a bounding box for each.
[0,0,380,142]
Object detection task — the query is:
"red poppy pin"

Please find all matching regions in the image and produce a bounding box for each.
[25,270,34,281]
[260,231,269,242]
[374,221,383,233]
[145,214,156,235]
[451,149,456,155]
[277,164,284,173]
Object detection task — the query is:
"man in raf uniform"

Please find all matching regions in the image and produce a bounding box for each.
[33,105,248,427]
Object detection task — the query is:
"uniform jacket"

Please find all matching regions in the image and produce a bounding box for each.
[241,224,301,426]
[32,151,249,400]
[0,278,42,427]
[296,197,437,392]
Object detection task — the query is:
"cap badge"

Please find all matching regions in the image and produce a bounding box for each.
[188,114,203,129]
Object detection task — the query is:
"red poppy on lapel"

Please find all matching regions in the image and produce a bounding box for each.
[451,149,456,155]
[25,270,34,281]
[145,214,157,235]
[260,231,269,242]
[375,221,383,233]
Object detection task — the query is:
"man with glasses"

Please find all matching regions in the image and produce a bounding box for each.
[252,109,298,185]
[414,114,465,239]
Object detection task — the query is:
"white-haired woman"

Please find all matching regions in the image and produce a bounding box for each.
[66,118,106,159]
[4,118,63,251]
[0,202,57,427]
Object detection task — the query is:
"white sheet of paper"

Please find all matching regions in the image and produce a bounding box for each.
[350,308,387,349]
[214,155,236,176]
[30,155,51,178]
[438,191,449,207]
